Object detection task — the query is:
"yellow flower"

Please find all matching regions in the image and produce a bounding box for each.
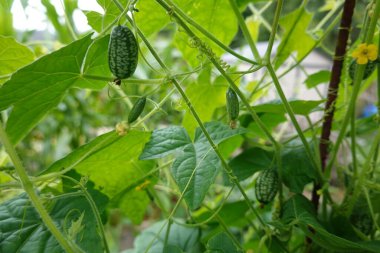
[352,43,378,64]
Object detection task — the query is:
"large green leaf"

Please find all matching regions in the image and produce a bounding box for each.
[0,34,93,144]
[44,130,155,224]
[140,121,247,209]
[0,191,107,253]
[173,0,238,66]
[0,36,34,76]
[282,194,380,252]
[131,220,200,253]
[275,8,316,69]
[80,35,112,89]
[135,0,171,37]
[206,232,242,253]
[228,147,274,182]
[281,140,317,193]
[0,34,115,144]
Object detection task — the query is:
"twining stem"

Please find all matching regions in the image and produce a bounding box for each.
[228,0,261,62]
[312,0,356,210]
[0,122,77,253]
[264,0,283,61]
[82,73,164,84]
[61,176,110,253]
[165,0,258,65]
[248,8,342,101]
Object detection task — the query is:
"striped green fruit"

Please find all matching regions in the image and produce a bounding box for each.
[349,59,377,81]
[128,96,146,124]
[226,88,239,121]
[255,169,279,204]
[108,25,138,80]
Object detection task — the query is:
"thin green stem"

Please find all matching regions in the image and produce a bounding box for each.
[264,0,283,61]
[0,74,11,80]
[0,122,77,253]
[82,73,164,84]
[350,109,358,178]
[312,1,344,32]
[266,64,322,179]
[61,176,110,253]
[165,0,258,65]
[228,0,261,62]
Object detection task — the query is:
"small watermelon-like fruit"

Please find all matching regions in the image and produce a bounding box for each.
[108,25,138,81]
[255,169,279,204]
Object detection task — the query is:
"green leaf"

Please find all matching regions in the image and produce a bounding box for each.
[139,126,191,160]
[206,232,242,253]
[229,147,274,182]
[131,220,200,253]
[252,99,324,115]
[282,194,380,252]
[84,11,103,33]
[281,140,317,193]
[275,8,316,69]
[81,35,112,89]
[85,0,129,33]
[141,121,247,209]
[44,130,155,224]
[245,113,286,139]
[304,70,331,89]
[0,36,34,76]
[0,192,107,253]
[173,0,238,66]
[135,1,170,37]
[0,34,93,144]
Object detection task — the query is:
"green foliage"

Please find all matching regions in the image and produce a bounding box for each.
[140,121,246,209]
[0,191,107,253]
[129,220,201,253]
[1,0,380,252]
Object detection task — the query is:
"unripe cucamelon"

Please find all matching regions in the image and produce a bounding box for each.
[128,96,146,124]
[108,25,138,82]
[255,169,278,204]
[350,197,374,235]
[349,59,377,81]
[226,88,239,128]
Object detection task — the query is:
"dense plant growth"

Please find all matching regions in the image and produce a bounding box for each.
[1,0,380,252]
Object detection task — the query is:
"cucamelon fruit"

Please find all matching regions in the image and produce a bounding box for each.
[350,197,373,235]
[349,59,377,81]
[255,169,279,204]
[226,88,239,128]
[108,25,138,81]
[128,96,146,124]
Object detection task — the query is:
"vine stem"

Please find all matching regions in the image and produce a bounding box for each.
[312,0,356,210]
[61,176,110,253]
[165,0,258,65]
[264,0,283,61]
[0,122,77,253]
[228,0,261,63]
